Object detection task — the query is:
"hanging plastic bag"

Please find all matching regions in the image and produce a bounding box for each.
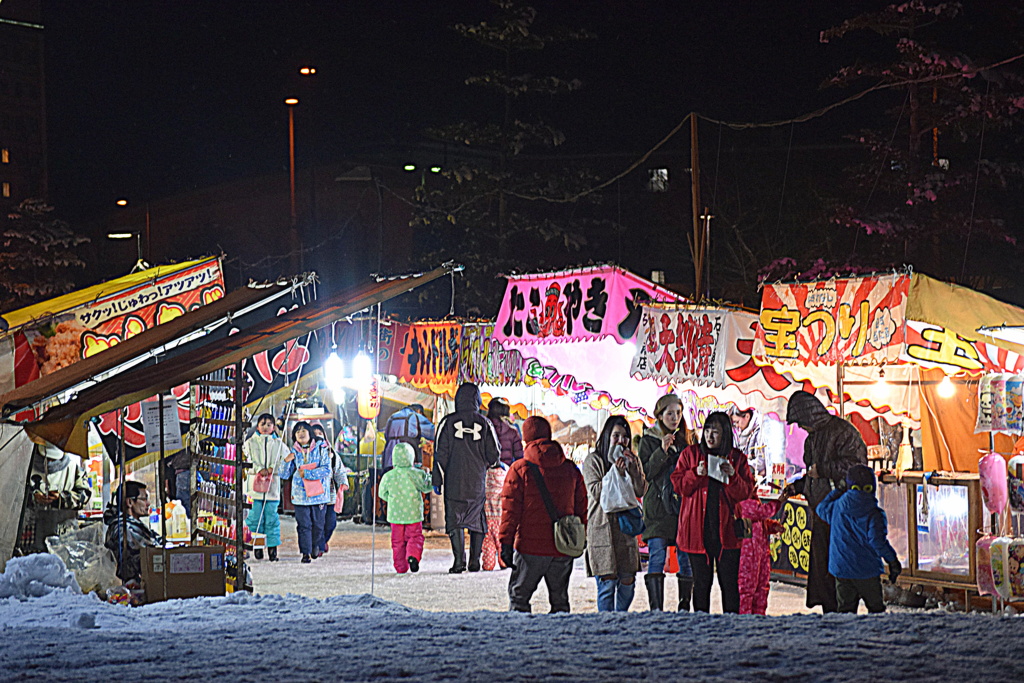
[979,452,1009,515]
[600,465,640,513]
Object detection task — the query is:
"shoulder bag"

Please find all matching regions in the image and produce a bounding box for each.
[526,463,586,558]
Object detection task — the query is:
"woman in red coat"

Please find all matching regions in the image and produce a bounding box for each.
[671,411,754,613]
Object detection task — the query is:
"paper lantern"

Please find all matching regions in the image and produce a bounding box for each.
[357,378,381,420]
[979,452,1009,515]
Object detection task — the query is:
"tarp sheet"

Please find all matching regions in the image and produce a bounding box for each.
[24,265,454,456]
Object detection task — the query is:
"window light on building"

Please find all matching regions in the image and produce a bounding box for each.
[1,149,8,164]
[2,183,10,198]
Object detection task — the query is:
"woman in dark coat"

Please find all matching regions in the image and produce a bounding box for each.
[433,382,501,573]
[638,393,697,611]
[783,391,868,613]
[671,411,755,613]
[488,398,523,466]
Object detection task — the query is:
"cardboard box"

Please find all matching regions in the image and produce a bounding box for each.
[141,545,226,603]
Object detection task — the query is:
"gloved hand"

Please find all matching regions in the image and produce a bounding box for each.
[888,561,902,584]
[433,486,441,496]
[500,544,515,570]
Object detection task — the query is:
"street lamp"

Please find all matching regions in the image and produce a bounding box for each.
[285,97,300,273]
[112,198,151,271]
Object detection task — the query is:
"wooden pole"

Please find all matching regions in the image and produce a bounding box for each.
[690,113,704,300]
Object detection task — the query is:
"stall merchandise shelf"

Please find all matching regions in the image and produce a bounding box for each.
[197,491,251,509]
[196,530,253,552]
[189,364,251,593]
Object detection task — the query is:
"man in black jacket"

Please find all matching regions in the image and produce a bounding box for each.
[783,391,868,613]
[432,383,500,573]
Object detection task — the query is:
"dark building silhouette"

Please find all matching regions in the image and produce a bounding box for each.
[0,0,47,210]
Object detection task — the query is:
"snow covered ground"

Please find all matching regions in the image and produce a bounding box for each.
[2,519,1022,681]
[250,518,818,615]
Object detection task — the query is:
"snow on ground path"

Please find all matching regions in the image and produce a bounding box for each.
[0,591,1022,682]
[252,518,818,615]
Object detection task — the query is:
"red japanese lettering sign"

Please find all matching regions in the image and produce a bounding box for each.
[754,275,910,365]
[630,307,733,386]
[493,266,683,345]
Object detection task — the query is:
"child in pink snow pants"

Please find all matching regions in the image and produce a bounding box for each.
[481,463,508,570]
[378,443,433,573]
[738,494,786,615]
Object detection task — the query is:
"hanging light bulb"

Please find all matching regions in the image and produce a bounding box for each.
[324,349,345,403]
[873,366,890,400]
[352,350,373,383]
[937,374,956,399]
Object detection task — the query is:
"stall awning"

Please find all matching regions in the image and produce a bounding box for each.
[24,265,456,455]
[0,277,311,418]
[0,258,217,331]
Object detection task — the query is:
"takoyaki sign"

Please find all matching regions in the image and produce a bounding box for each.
[493,266,683,345]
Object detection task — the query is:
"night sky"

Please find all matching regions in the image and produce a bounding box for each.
[43,1,877,223]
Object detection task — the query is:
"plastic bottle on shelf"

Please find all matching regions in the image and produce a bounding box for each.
[170,500,189,539]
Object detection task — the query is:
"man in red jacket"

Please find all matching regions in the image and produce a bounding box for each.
[499,416,588,613]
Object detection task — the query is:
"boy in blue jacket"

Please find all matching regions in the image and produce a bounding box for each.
[815,465,902,613]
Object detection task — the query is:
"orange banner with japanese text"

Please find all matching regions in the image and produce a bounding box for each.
[755,275,910,365]
[396,321,463,396]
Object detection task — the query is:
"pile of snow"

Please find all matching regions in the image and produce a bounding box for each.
[0,554,80,599]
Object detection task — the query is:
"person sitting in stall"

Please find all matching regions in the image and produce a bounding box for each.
[18,437,92,554]
[103,481,163,585]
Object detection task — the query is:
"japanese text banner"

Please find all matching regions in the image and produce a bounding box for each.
[493,266,683,345]
[755,275,910,365]
[396,322,463,395]
[630,307,735,387]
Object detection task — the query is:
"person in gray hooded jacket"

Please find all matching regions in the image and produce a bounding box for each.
[432,382,500,573]
[783,390,868,613]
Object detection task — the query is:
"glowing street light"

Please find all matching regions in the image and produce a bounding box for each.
[299,66,317,75]
[106,232,133,240]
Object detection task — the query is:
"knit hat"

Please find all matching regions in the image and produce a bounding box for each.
[846,464,876,491]
[654,394,682,419]
[522,416,552,443]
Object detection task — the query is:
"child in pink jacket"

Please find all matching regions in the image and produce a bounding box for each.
[737,493,787,615]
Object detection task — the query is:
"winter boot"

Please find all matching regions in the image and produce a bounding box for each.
[644,573,665,611]
[301,554,311,564]
[254,548,264,560]
[408,557,419,573]
[448,530,466,573]
[268,546,278,562]
[468,531,485,572]
[677,575,693,612]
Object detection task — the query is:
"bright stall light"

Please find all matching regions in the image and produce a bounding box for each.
[937,374,956,399]
[352,351,373,383]
[107,232,133,240]
[403,165,416,172]
[872,367,890,400]
[324,351,345,393]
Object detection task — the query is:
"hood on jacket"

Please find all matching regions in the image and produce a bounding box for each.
[644,422,667,440]
[454,382,482,413]
[392,442,416,469]
[786,391,832,430]
[524,439,566,468]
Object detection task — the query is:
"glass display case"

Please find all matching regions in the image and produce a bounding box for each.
[879,472,981,586]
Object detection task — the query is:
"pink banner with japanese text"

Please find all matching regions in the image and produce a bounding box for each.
[493,266,683,346]
[755,275,910,365]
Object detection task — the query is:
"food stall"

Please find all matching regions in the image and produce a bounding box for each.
[753,272,1024,601]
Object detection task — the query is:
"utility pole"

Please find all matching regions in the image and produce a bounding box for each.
[688,113,706,301]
